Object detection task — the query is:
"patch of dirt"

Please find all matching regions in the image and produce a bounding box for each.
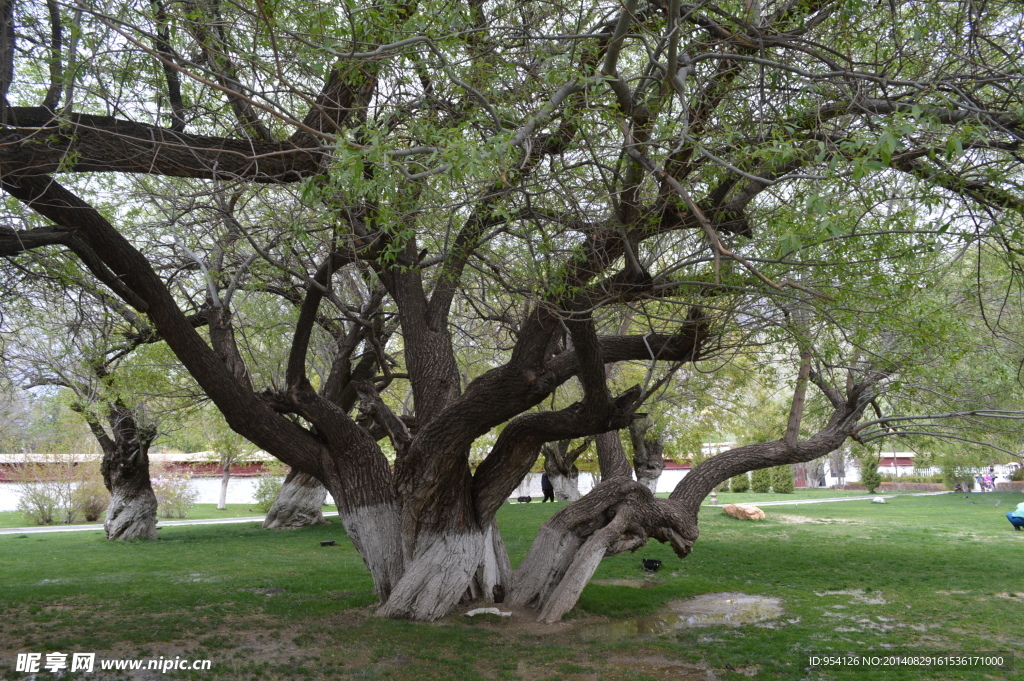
[590,578,661,588]
[456,604,580,636]
[814,588,887,605]
[578,593,786,642]
[606,654,716,680]
[815,608,938,635]
[775,514,861,525]
[239,587,287,595]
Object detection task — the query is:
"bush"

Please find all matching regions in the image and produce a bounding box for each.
[1009,467,1024,482]
[860,456,883,493]
[751,468,772,493]
[253,474,285,513]
[71,466,110,522]
[730,472,750,493]
[17,482,63,525]
[771,466,794,493]
[152,470,199,518]
[15,455,82,525]
[939,464,974,491]
[880,474,943,484]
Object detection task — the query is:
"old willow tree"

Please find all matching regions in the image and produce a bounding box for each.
[1,0,1022,620]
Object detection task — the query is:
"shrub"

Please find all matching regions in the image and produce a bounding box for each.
[730,472,750,493]
[72,466,110,522]
[751,468,772,493]
[152,470,199,518]
[17,482,63,525]
[771,466,794,493]
[860,456,883,493]
[1009,467,1024,482]
[881,474,943,484]
[939,464,974,491]
[15,455,82,525]
[253,474,285,513]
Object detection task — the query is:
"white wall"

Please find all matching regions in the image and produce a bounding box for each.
[0,477,265,513]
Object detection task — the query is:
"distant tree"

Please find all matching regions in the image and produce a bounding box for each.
[860,456,883,494]
[771,466,794,494]
[729,473,750,493]
[629,417,666,493]
[0,275,201,539]
[751,468,773,494]
[208,411,258,511]
[541,439,589,503]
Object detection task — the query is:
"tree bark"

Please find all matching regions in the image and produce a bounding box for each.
[510,373,880,622]
[542,440,586,502]
[95,407,159,541]
[263,469,328,529]
[595,430,633,480]
[217,461,230,510]
[629,417,665,493]
[509,477,695,622]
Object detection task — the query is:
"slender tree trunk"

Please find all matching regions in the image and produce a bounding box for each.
[263,469,328,529]
[829,449,847,487]
[217,461,230,510]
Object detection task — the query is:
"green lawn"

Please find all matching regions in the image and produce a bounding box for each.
[1,492,1022,680]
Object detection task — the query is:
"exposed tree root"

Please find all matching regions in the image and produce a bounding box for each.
[510,477,697,622]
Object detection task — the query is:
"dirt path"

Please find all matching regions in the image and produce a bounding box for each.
[0,512,340,535]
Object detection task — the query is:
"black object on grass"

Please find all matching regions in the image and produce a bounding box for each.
[320,540,337,547]
[642,559,662,571]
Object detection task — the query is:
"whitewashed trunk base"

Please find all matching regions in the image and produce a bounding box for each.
[636,474,660,494]
[340,503,405,602]
[105,488,158,540]
[263,471,328,529]
[378,530,486,621]
[550,473,581,502]
[508,525,584,610]
[465,522,513,604]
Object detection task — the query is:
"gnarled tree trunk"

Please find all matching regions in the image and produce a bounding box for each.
[509,477,695,622]
[509,375,879,622]
[263,468,328,529]
[629,417,665,493]
[89,405,159,541]
[542,439,588,502]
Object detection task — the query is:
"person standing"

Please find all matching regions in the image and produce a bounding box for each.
[541,473,555,503]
